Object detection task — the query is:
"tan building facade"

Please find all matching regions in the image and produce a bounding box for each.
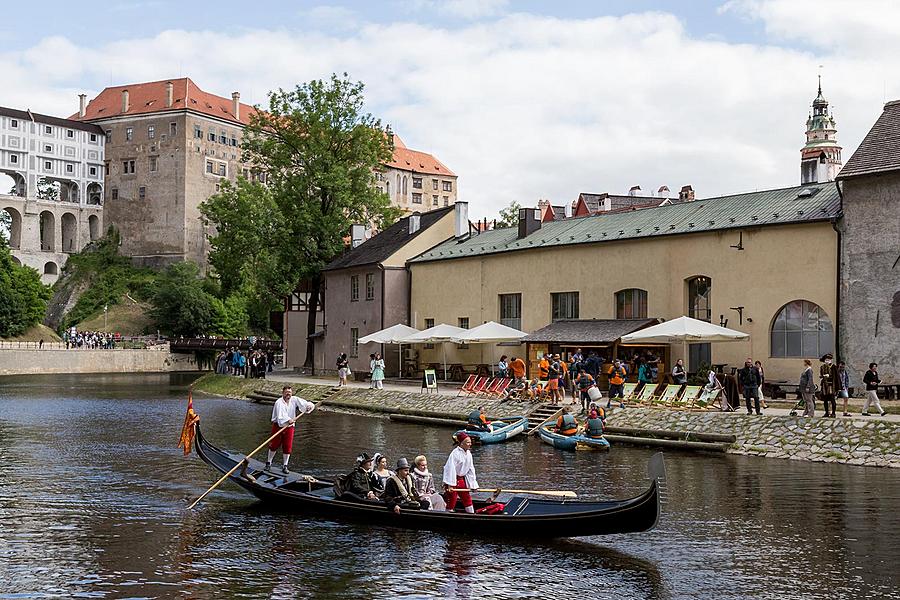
[378,136,457,214]
[409,185,841,383]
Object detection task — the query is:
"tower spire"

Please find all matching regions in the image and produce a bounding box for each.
[800,75,842,184]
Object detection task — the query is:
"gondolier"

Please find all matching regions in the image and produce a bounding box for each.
[267,385,316,473]
[443,432,479,513]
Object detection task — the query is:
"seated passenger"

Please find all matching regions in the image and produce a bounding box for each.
[583,408,605,439]
[384,458,429,513]
[370,453,393,497]
[467,406,493,433]
[554,408,579,436]
[340,453,377,501]
[411,455,443,510]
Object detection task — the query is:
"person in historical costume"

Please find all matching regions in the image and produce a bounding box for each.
[819,353,839,418]
[442,432,479,513]
[340,453,378,501]
[411,455,443,510]
[266,385,316,473]
[799,359,817,417]
[371,353,386,389]
[383,458,429,513]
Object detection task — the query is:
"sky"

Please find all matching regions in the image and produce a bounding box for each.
[3,0,899,218]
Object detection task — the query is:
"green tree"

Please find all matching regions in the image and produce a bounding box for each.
[0,236,51,337]
[202,74,399,369]
[36,177,59,201]
[497,200,522,228]
[150,262,217,336]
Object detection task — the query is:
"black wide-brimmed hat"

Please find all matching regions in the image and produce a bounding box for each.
[356,452,373,465]
[820,353,834,361]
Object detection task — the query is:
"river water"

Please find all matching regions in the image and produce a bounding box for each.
[0,374,898,599]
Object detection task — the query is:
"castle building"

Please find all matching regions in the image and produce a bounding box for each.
[73,79,457,268]
[801,77,842,184]
[0,106,105,283]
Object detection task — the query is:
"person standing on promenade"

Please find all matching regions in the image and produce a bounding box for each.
[755,360,768,409]
[799,359,816,417]
[837,361,852,416]
[336,353,349,386]
[671,359,687,385]
[607,359,627,409]
[862,362,887,416]
[443,432,478,513]
[371,353,385,389]
[266,385,316,473]
[509,356,526,384]
[819,353,838,418]
[738,358,763,415]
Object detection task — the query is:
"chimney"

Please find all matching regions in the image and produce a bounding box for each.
[679,185,695,201]
[350,224,366,248]
[408,214,421,235]
[165,82,174,108]
[657,185,670,197]
[517,207,542,239]
[628,185,641,197]
[78,94,87,118]
[232,92,240,120]
[121,89,129,113]
[454,201,469,239]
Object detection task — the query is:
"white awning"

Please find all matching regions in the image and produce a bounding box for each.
[358,324,420,345]
[620,315,749,344]
[454,321,527,343]
[399,323,468,343]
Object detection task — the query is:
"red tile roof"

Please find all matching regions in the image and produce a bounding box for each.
[385,135,455,177]
[71,77,256,125]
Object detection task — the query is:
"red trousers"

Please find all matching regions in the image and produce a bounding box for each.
[268,423,295,454]
[445,476,472,510]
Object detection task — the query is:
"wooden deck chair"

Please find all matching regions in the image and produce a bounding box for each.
[633,383,657,405]
[466,377,489,397]
[490,378,512,398]
[674,385,702,409]
[456,374,477,397]
[479,378,502,398]
[693,386,721,410]
[655,384,683,407]
[620,382,639,401]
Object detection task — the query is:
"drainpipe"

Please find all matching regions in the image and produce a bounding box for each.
[832,179,843,364]
[379,263,386,375]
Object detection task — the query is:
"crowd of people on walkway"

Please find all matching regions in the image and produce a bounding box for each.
[63,328,118,350]
[215,348,274,378]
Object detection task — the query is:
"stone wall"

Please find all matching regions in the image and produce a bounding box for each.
[605,408,900,468]
[0,345,199,375]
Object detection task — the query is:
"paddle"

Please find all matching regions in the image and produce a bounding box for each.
[450,487,577,499]
[188,412,306,510]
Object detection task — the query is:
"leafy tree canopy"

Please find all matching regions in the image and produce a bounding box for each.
[149,262,217,337]
[497,200,522,228]
[0,236,51,337]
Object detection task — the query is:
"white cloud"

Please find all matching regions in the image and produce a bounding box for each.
[2,3,898,219]
[409,0,510,19]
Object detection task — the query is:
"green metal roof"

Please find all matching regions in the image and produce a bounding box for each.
[410,183,841,264]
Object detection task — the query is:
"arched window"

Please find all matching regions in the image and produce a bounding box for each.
[615,289,647,319]
[402,176,408,196]
[771,300,833,358]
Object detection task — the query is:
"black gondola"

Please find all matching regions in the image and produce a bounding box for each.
[193,424,666,538]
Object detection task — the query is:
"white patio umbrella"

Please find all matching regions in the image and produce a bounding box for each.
[358,324,420,378]
[620,315,749,371]
[454,321,527,375]
[399,323,468,380]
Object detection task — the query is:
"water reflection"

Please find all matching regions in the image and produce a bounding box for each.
[0,374,898,599]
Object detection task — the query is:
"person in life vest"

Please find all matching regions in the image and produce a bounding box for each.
[583,406,606,438]
[554,406,578,436]
[443,432,479,513]
[607,360,628,409]
[467,406,492,433]
[575,369,596,412]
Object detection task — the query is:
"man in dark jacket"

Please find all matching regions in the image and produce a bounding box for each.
[383,458,427,513]
[341,453,377,501]
[737,358,763,415]
[819,353,839,418]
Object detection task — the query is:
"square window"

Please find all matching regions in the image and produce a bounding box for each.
[457,317,469,349]
[90,133,97,142]
[66,164,74,173]
[139,186,146,200]
[149,156,158,172]
[219,132,227,144]
[412,192,422,204]
[432,195,438,206]
[44,160,52,170]
[230,136,237,146]
[10,119,17,128]
[125,127,133,141]
[206,161,213,173]
[66,130,74,138]
[412,177,422,189]
[44,144,52,152]
[217,163,226,177]
[169,122,177,136]
[443,181,452,192]
[499,293,522,330]
[45,125,52,134]
[432,179,438,190]
[551,292,579,321]
[443,196,449,206]
[111,188,118,200]
[148,125,155,139]
[89,166,96,176]
[10,154,18,164]
[208,131,216,142]
[195,126,203,139]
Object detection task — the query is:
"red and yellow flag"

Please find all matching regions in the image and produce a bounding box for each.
[178,390,200,456]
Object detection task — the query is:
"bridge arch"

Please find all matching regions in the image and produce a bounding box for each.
[61,212,78,253]
[89,214,100,241]
[2,206,22,249]
[44,261,58,275]
[40,211,55,251]
[87,182,103,206]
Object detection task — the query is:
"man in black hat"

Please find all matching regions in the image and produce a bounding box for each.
[341,453,377,501]
[819,353,838,418]
[383,458,427,513]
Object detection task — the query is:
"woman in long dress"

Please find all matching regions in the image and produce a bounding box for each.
[371,353,385,389]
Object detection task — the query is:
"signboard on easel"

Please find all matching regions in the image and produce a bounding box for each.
[422,369,438,393]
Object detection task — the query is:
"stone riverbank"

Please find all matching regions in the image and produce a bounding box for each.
[604,407,900,468]
[194,375,900,468]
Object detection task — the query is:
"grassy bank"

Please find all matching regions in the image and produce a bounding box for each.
[192,373,333,401]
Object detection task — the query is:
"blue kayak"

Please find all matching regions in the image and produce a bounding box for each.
[455,416,529,444]
[538,425,611,451]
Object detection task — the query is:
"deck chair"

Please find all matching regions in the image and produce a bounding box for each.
[654,384,683,407]
[621,382,639,402]
[674,385,702,409]
[633,383,657,405]
[489,378,512,398]
[465,377,489,397]
[692,386,721,410]
[456,374,477,397]
[479,378,502,398]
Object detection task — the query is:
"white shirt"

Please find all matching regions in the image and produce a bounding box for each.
[271,395,316,427]
[442,446,479,490]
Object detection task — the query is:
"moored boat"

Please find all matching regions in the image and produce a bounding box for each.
[454,416,528,444]
[192,424,660,537]
[538,425,611,451]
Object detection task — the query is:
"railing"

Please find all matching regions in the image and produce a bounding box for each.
[0,336,166,350]
[168,337,283,352]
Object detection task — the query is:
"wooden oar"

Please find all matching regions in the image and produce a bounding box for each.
[188,413,306,510]
[450,487,577,499]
